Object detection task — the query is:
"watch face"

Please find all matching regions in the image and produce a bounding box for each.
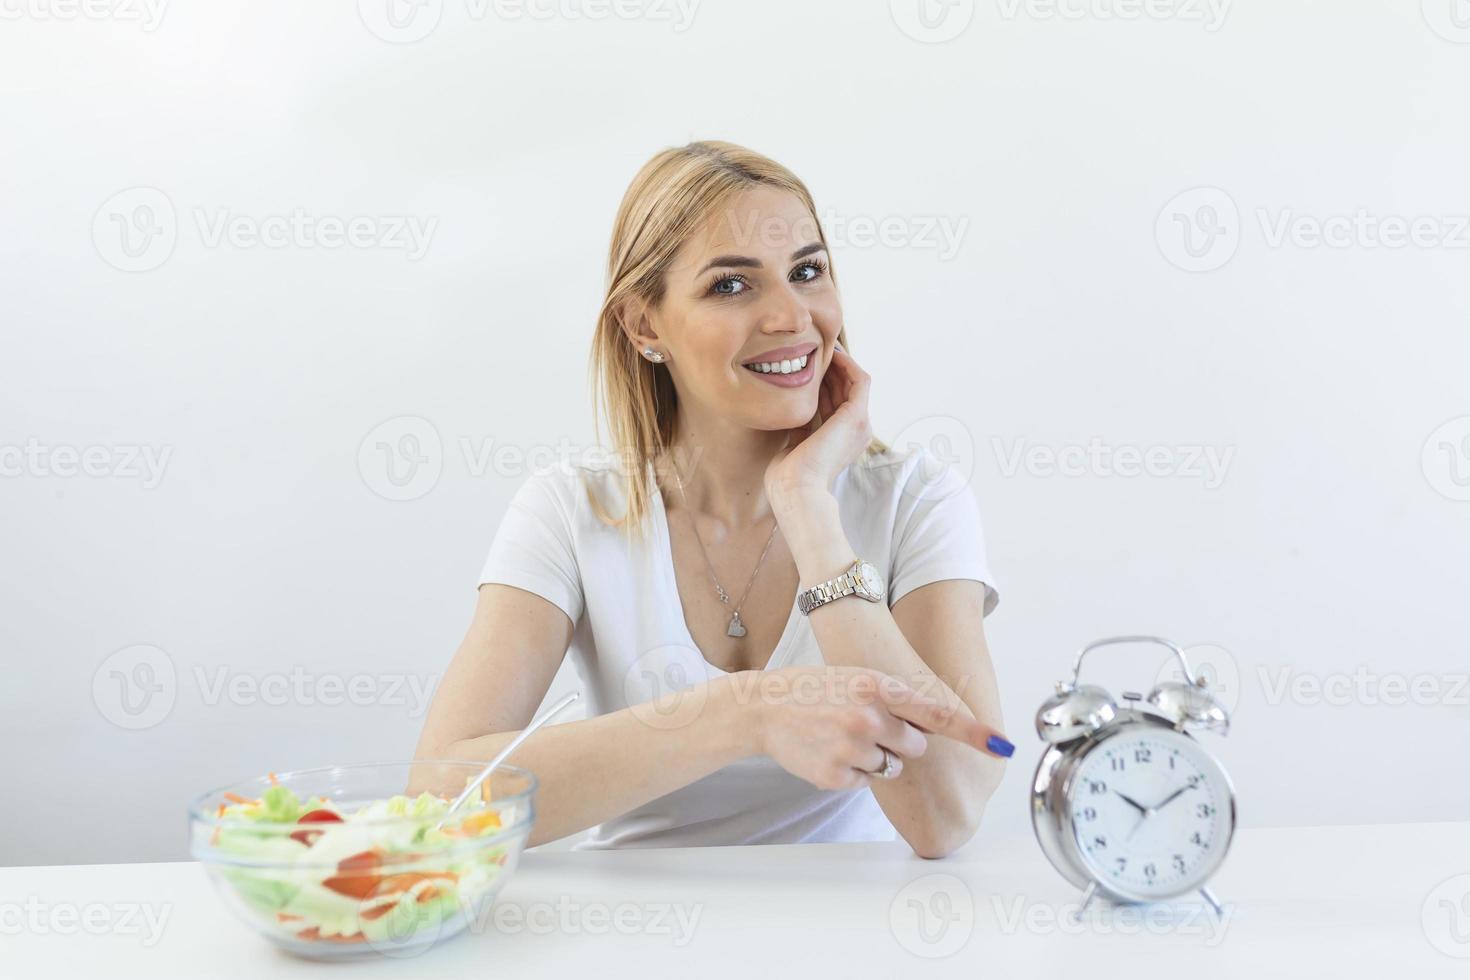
[1067,726,1234,900]
[856,561,885,599]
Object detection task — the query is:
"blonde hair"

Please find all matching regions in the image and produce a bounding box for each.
[586,140,887,536]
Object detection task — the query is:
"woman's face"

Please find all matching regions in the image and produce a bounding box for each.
[637,185,843,432]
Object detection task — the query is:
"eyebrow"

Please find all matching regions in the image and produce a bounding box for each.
[695,241,826,277]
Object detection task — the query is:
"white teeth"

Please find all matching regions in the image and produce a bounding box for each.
[746,353,810,375]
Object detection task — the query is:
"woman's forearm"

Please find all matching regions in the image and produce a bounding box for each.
[420,675,756,848]
[772,487,1008,857]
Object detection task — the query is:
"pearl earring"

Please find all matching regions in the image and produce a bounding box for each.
[642,348,666,363]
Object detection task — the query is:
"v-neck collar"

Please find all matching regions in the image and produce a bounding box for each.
[648,461,802,675]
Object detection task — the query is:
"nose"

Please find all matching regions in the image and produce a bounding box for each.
[757,282,814,335]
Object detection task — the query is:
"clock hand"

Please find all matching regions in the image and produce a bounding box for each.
[1113,790,1149,816]
[1150,782,1198,813]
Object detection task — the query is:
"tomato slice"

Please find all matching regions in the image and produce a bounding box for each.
[288,808,344,846]
[322,850,383,900]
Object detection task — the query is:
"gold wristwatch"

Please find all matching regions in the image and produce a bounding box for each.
[797,559,886,615]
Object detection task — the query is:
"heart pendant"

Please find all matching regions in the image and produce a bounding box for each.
[726,612,747,638]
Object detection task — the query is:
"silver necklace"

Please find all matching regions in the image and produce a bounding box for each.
[671,461,780,639]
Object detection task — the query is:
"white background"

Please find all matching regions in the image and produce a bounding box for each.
[2,0,1467,867]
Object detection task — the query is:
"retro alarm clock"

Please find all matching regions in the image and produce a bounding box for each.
[1030,635,1237,917]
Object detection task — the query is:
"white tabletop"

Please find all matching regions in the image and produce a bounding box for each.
[3,822,1466,978]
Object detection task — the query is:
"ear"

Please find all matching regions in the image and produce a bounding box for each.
[616,295,661,351]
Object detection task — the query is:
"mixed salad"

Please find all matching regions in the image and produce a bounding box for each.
[201,773,519,948]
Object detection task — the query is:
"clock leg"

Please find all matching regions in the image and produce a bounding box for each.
[1073,881,1100,922]
[1199,886,1223,916]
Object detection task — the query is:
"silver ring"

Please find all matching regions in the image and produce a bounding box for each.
[868,747,900,780]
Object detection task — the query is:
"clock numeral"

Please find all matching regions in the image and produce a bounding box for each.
[1089,780,1107,795]
[1115,857,1127,872]
[1143,863,1157,880]
[1187,774,1202,788]
[1168,754,1176,770]
[1172,854,1186,873]
[1196,803,1215,818]
[1110,757,1125,772]
[1092,836,1107,849]
[1191,832,1205,846]
[1081,807,1097,821]
[1134,747,1152,764]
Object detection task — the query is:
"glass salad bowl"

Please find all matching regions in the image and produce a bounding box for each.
[188,760,536,959]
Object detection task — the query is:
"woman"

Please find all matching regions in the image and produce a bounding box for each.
[414,140,1013,859]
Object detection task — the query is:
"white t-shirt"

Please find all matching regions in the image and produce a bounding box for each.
[477,443,1000,850]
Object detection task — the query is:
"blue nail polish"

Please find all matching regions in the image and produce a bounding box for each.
[986,734,1015,758]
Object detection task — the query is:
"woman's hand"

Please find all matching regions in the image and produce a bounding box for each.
[764,342,873,503]
[743,665,1007,792]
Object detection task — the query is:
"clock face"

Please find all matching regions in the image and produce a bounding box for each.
[857,561,884,598]
[1067,725,1234,900]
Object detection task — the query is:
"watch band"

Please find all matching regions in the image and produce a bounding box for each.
[797,561,860,615]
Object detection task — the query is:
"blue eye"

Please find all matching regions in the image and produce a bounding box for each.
[710,274,750,296]
[791,258,829,283]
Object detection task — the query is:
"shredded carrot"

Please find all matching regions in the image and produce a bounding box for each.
[216,804,226,818]
[223,792,256,805]
[268,772,279,786]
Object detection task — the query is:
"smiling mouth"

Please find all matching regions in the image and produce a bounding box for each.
[741,351,813,376]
